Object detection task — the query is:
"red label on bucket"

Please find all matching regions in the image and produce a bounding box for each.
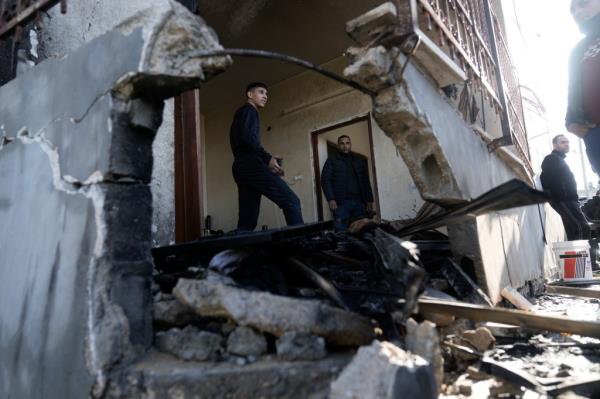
[564,251,576,279]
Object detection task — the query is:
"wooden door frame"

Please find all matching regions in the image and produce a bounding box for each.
[311,113,381,221]
[174,89,204,243]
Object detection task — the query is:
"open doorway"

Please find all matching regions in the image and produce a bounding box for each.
[311,114,380,221]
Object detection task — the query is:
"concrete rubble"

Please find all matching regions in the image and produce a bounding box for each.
[172,278,376,346]
[227,326,267,357]
[3,1,600,399]
[329,341,437,399]
[276,332,327,361]
[155,326,224,361]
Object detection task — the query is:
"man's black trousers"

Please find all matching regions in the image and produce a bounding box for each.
[550,200,591,240]
[233,159,303,231]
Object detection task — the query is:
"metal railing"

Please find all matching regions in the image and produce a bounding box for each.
[407,0,531,168]
[0,0,65,38]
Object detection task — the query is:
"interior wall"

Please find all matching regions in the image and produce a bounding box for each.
[203,57,422,232]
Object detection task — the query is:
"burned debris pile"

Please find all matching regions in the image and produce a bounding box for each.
[144,180,600,398]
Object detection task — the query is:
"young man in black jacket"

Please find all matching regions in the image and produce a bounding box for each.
[321,135,374,231]
[566,0,600,176]
[541,134,590,240]
[229,82,303,231]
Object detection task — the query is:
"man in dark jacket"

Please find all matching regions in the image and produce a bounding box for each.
[566,0,600,175]
[541,134,590,240]
[230,82,303,231]
[321,135,374,231]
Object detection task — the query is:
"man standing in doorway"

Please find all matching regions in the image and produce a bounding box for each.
[230,82,303,231]
[541,134,591,240]
[321,135,375,231]
[566,0,600,176]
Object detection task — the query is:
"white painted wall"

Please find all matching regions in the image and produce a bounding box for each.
[203,57,422,232]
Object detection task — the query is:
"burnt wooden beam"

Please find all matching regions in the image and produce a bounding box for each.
[418,299,600,338]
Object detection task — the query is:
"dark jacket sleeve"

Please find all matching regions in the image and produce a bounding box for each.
[566,41,586,128]
[361,158,374,202]
[321,160,335,201]
[239,106,272,164]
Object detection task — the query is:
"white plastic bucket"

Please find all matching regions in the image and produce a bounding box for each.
[552,240,593,281]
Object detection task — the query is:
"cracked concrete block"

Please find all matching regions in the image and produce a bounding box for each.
[345,2,398,46]
[227,326,268,357]
[276,332,327,361]
[405,319,444,389]
[330,341,437,399]
[155,326,224,361]
[173,279,376,346]
[344,46,394,92]
[154,297,197,326]
[460,327,495,353]
[104,352,350,399]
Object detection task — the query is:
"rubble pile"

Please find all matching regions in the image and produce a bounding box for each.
[142,180,600,398]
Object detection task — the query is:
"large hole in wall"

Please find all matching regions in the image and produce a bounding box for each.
[422,153,444,189]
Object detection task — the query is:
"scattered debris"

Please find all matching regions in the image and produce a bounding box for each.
[155,326,223,361]
[276,332,327,361]
[461,327,496,353]
[405,319,444,387]
[226,326,267,357]
[501,286,535,311]
[173,279,376,346]
[329,341,437,399]
[145,179,600,397]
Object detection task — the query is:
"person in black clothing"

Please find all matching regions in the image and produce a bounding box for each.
[540,134,590,240]
[230,82,303,231]
[321,135,374,231]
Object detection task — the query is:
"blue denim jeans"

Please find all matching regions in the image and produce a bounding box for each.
[334,199,366,231]
[584,125,600,177]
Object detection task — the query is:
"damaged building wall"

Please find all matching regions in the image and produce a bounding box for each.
[38,0,178,246]
[0,2,230,397]
[343,7,566,302]
[204,57,423,231]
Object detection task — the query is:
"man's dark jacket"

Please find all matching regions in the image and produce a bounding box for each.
[566,13,600,127]
[321,152,374,204]
[230,104,271,165]
[540,150,578,202]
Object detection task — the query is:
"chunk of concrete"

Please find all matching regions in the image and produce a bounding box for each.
[405,319,444,388]
[330,341,437,399]
[461,327,496,353]
[153,297,197,326]
[104,352,351,399]
[173,279,375,346]
[227,326,267,357]
[344,46,393,92]
[155,326,223,361]
[276,332,326,361]
[345,2,398,46]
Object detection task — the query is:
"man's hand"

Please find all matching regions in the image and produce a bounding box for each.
[567,123,591,139]
[268,157,284,175]
[366,202,374,212]
[328,200,338,211]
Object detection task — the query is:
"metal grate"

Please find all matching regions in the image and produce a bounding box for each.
[0,0,66,39]
[401,0,531,169]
